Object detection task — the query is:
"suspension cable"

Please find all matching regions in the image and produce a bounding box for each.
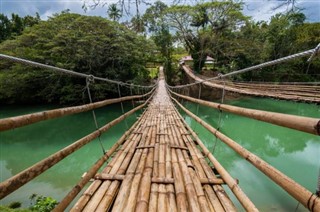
[169,43,320,89]
[86,76,106,155]
[213,75,226,154]
[0,54,154,89]
[118,84,129,129]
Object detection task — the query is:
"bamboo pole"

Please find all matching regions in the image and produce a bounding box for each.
[0,87,155,132]
[170,90,320,136]
[135,113,157,211]
[125,123,154,211]
[168,114,202,212]
[159,113,170,211]
[84,117,148,211]
[171,111,226,211]
[164,122,178,212]
[172,96,320,211]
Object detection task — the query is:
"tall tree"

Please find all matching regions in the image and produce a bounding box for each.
[143,1,174,83]
[107,4,122,21]
[165,1,247,73]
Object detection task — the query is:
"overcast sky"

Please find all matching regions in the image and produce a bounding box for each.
[0,0,319,22]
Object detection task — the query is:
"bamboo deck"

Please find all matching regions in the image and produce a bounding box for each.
[71,69,237,211]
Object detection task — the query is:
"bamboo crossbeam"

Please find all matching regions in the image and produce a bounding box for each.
[0,92,154,200]
[0,87,155,132]
[170,90,320,136]
[172,97,320,211]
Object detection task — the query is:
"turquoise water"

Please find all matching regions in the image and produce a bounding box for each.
[0,103,140,208]
[181,97,320,211]
[0,98,319,211]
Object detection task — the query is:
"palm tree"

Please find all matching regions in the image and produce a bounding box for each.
[107,4,122,22]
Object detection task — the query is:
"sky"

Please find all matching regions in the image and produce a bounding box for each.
[0,0,319,22]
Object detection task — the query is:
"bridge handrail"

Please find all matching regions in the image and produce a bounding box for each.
[0,87,155,132]
[171,96,320,211]
[0,90,155,199]
[170,43,320,89]
[0,53,156,89]
[168,89,320,136]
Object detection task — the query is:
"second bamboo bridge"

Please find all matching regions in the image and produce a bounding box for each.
[0,50,320,211]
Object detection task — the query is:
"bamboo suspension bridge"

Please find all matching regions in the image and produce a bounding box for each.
[0,45,320,211]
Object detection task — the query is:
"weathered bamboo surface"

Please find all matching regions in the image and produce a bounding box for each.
[182,65,320,103]
[70,68,256,211]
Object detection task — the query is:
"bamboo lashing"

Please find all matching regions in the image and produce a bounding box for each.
[0,87,155,132]
[170,89,320,136]
[0,91,155,200]
[172,96,320,211]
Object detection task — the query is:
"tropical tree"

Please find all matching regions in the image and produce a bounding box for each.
[165,1,247,73]
[0,13,154,104]
[107,4,122,21]
[143,1,174,83]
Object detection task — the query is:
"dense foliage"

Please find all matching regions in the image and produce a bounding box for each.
[0,12,155,104]
[143,2,319,82]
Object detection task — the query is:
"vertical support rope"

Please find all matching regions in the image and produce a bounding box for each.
[213,76,226,154]
[130,85,137,119]
[317,168,320,197]
[118,84,129,129]
[194,83,202,133]
[86,76,106,154]
[196,83,202,116]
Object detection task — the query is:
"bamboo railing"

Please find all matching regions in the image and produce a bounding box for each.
[170,95,320,211]
[0,87,155,132]
[0,91,155,199]
[170,90,320,136]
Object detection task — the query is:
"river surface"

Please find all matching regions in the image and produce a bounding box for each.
[0,98,319,211]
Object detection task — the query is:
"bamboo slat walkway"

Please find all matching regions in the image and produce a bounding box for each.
[70,68,252,211]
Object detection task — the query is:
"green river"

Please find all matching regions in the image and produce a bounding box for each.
[0,98,319,211]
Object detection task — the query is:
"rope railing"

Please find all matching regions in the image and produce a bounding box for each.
[0,54,155,88]
[168,89,320,136]
[0,87,155,132]
[171,96,320,211]
[169,43,320,89]
[0,91,155,199]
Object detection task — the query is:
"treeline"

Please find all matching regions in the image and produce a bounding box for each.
[0,12,156,105]
[0,13,41,42]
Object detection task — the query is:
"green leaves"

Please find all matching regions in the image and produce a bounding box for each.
[0,12,153,105]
